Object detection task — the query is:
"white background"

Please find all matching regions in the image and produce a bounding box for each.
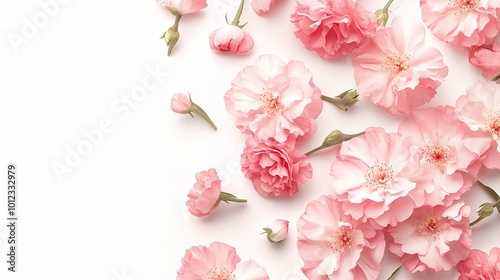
[1,0,500,279]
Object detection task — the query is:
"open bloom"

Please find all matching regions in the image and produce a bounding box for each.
[209,25,254,54]
[241,136,312,197]
[352,17,448,115]
[420,0,500,48]
[455,81,500,169]
[263,219,289,243]
[157,0,207,14]
[290,0,377,58]
[388,201,472,273]
[251,0,275,15]
[297,195,385,279]
[177,242,270,279]
[330,127,428,228]
[457,247,500,279]
[225,54,323,144]
[469,41,500,79]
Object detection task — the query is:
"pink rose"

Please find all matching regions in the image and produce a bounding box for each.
[262,219,288,243]
[457,248,500,279]
[290,0,377,59]
[186,168,221,217]
[157,0,207,14]
[225,54,323,144]
[209,25,254,54]
[251,0,275,15]
[240,136,312,197]
[171,93,192,114]
[469,42,500,79]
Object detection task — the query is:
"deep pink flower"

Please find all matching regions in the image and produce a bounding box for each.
[290,0,377,59]
[171,93,192,114]
[225,54,323,144]
[457,247,500,280]
[455,81,500,169]
[157,0,207,14]
[398,106,482,206]
[241,136,312,197]
[352,17,448,115]
[297,195,385,279]
[177,242,269,279]
[330,127,429,228]
[388,201,472,273]
[209,25,254,54]
[186,168,221,217]
[251,0,275,15]
[420,0,500,48]
[469,41,500,79]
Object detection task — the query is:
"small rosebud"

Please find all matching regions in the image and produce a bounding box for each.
[305,130,365,156]
[478,202,494,218]
[321,89,359,111]
[162,27,180,56]
[262,219,289,243]
[375,9,389,27]
[171,93,192,114]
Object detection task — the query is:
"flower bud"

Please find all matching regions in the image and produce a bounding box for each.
[263,219,289,243]
[162,27,180,56]
[375,9,389,27]
[478,202,494,218]
[171,93,192,114]
[324,130,344,147]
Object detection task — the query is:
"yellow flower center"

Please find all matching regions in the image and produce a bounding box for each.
[422,142,449,170]
[365,163,395,189]
[383,52,410,78]
[329,226,354,253]
[261,90,283,116]
[205,268,234,280]
[450,0,479,15]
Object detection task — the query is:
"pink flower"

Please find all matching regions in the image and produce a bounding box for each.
[251,0,275,15]
[209,25,254,54]
[469,41,500,79]
[177,242,270,280]
[263,219,289,243]
[240,136,312,197]
[420,0,500,48]
[388,201,472,273]
[330,127,429,228]
[290,0,377,59]
[171,93,192,114]
[224,54,323,144]
[157,0,207,14]
[457,247,500,279]
[297,195,385,279]
[352,17,448,115]
[186,168,221,217]
[398,106,481,206]
[455,81,500,169]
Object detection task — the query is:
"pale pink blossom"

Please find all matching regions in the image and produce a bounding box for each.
[186,168,221,217]
[241,136,312,197]
[290,0,377,59]
[177,242,270,280]
[225,54,323,144]
[469,41,500,79]
[297,195,385,280]
[209,25,254,54]
[251,0,275,15]
[263,219,289,243]
[388,201,472,273]
[352,17,448,115]
[330,127,429,228]
[398,106,482,206]
[420,0,500,48]
[171,93,191,114]
[457,247,500,279]
[157,0,207,14]
[455,81,500,169]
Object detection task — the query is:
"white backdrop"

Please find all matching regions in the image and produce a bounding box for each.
[1,0,500,279]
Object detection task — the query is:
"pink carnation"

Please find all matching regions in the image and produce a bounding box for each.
[457,247,500,279]
[469,41,500,79]
[209,25,254,54]
[290,0,377,59]
[157,0,207,14]
[420,0,500,48]
[455,81,500,169]
[388,201,472,273]
[186,168,221,217]
[352,17,448,115]
[177,242,270,280]
[297,195,385,279]
[330,127,429,228]
[224,54,323,144]
[241,136,312,197]
[398,106,482,206]
[251,0,275,15]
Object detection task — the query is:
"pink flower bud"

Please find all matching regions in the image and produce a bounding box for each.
[263,219,289,243]
[171,93,192,114]
[209,25,254,54]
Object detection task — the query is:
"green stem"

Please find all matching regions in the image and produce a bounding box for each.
[219,191,247,203]
[231,0,245,26]
[190,102,218,130]
[470,216,485,227]
[493,75,500,82]
[387,265,402,280]
[305,144,328,156]
[172,14,182,31]
[383,0,395,12]
[477,181,500,212]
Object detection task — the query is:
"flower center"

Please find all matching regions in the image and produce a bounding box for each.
[329,225,354,253]
[204,268,234,280]
[261,90,283,116]
[486,111,500,139]
[415,215,444,238]
[383,52,410,77]
[422,142,449,170]
[449,0,479,15]
[365,163,395,189]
